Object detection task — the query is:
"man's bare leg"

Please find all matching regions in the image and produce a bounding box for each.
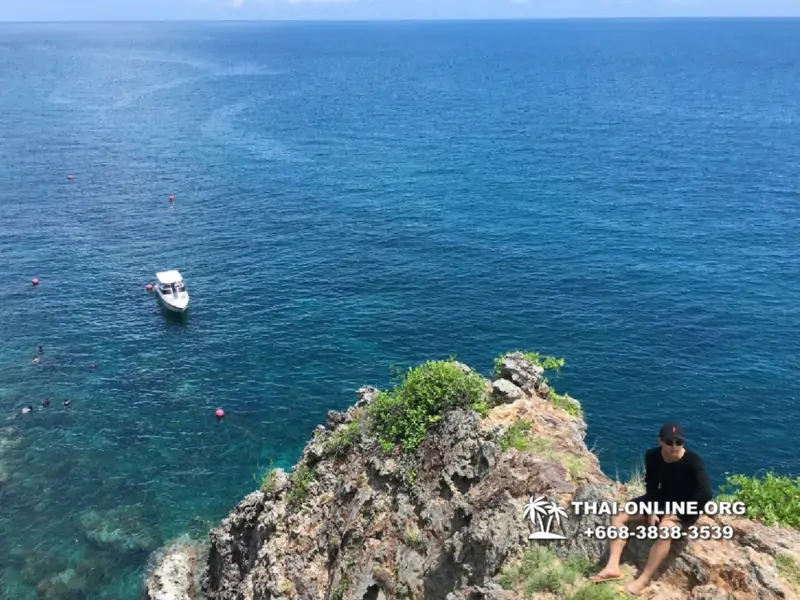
[624,516,680,595]
[590,513,648,581]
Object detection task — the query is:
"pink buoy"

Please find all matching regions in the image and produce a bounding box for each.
[169,195,175,202]
[145,283,153,292]
[215,408,225,422]
[32,278,39,286]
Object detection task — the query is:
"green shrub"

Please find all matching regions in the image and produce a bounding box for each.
[366,359,487,454]
[568,584,626,600]
[286,464,316,508]
[324,419,361,456]
[717,472,800,529]
[548,389,582,417]
[260,468,280,495]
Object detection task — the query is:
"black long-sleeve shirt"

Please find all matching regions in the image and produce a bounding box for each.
[643,447,713,507]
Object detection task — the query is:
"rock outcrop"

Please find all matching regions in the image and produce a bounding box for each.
[149,353,800,600]
[144,540,204,600]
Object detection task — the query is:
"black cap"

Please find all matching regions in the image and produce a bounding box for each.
[659,422,684,441]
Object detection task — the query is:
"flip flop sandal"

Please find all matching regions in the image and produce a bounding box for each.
[589,574,625,583]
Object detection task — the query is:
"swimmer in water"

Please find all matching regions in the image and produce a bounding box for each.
[20,406,33,415]
[38,345,43,354]
[32,356,40,364]
[42,399,50,408]
[63,399,71,409]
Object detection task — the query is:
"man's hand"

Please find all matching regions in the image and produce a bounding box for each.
[647,514,659,527]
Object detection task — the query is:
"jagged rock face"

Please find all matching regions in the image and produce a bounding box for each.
[193,354,800,600]
[201,402,579,600]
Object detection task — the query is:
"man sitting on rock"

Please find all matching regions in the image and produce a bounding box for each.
[590,422,713,595]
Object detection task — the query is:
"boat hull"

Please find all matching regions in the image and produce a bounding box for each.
[155,291,189,313]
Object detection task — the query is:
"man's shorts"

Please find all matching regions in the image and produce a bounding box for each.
[627,495,700,528]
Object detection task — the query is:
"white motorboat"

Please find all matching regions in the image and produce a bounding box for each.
[154,270,189,313]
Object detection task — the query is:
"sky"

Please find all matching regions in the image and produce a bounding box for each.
[1,0,800,22]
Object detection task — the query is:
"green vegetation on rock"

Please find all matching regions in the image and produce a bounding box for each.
[324,419,361,456]
[331,572,349,600]
[493,351,565,379]
[366,358,487,454]
[568,584,628,600]
[493,350,582,417]
[499,419,585,480]
[547,389,582,417]
[499,546,607,598]
[287,464,316,508]
[260,468,280,495]
[717,472,800,529]
[775,553,800,591]
[499,420,534,451]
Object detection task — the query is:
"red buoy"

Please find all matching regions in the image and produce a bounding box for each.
[32,278,39,286]
[215,408,225,422]
[145,283,153,292]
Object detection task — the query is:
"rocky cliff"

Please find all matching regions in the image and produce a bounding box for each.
[145,353,800,600]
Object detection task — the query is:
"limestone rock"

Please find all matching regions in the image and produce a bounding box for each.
[493,352,544,393]
[491,380,524,404]
[355,385,379,408]
[144,542,201,600]
[196,358,800,600]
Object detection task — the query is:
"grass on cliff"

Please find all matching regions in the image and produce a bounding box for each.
[775,553,800,591]
[500,420,585,480]
[366,358,488,454]
[499,546,623,599]
[717,471,800,529]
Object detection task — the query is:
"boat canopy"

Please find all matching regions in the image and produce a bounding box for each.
[156,270,184,285]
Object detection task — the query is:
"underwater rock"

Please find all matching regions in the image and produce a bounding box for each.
[78,505,161,555]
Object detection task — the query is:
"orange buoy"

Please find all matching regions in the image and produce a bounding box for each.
[145,283,153,292]
[32,278,39,286]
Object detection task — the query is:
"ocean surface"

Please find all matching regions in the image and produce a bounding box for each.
[1,18,799,599]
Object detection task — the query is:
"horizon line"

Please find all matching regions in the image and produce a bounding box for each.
[2,15,800,24]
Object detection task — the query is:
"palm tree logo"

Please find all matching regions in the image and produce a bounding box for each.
[523,495,568,540]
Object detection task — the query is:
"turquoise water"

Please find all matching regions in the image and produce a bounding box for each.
[1,19,799,599]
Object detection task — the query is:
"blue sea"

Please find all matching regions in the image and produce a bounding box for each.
[1,18,799,599]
